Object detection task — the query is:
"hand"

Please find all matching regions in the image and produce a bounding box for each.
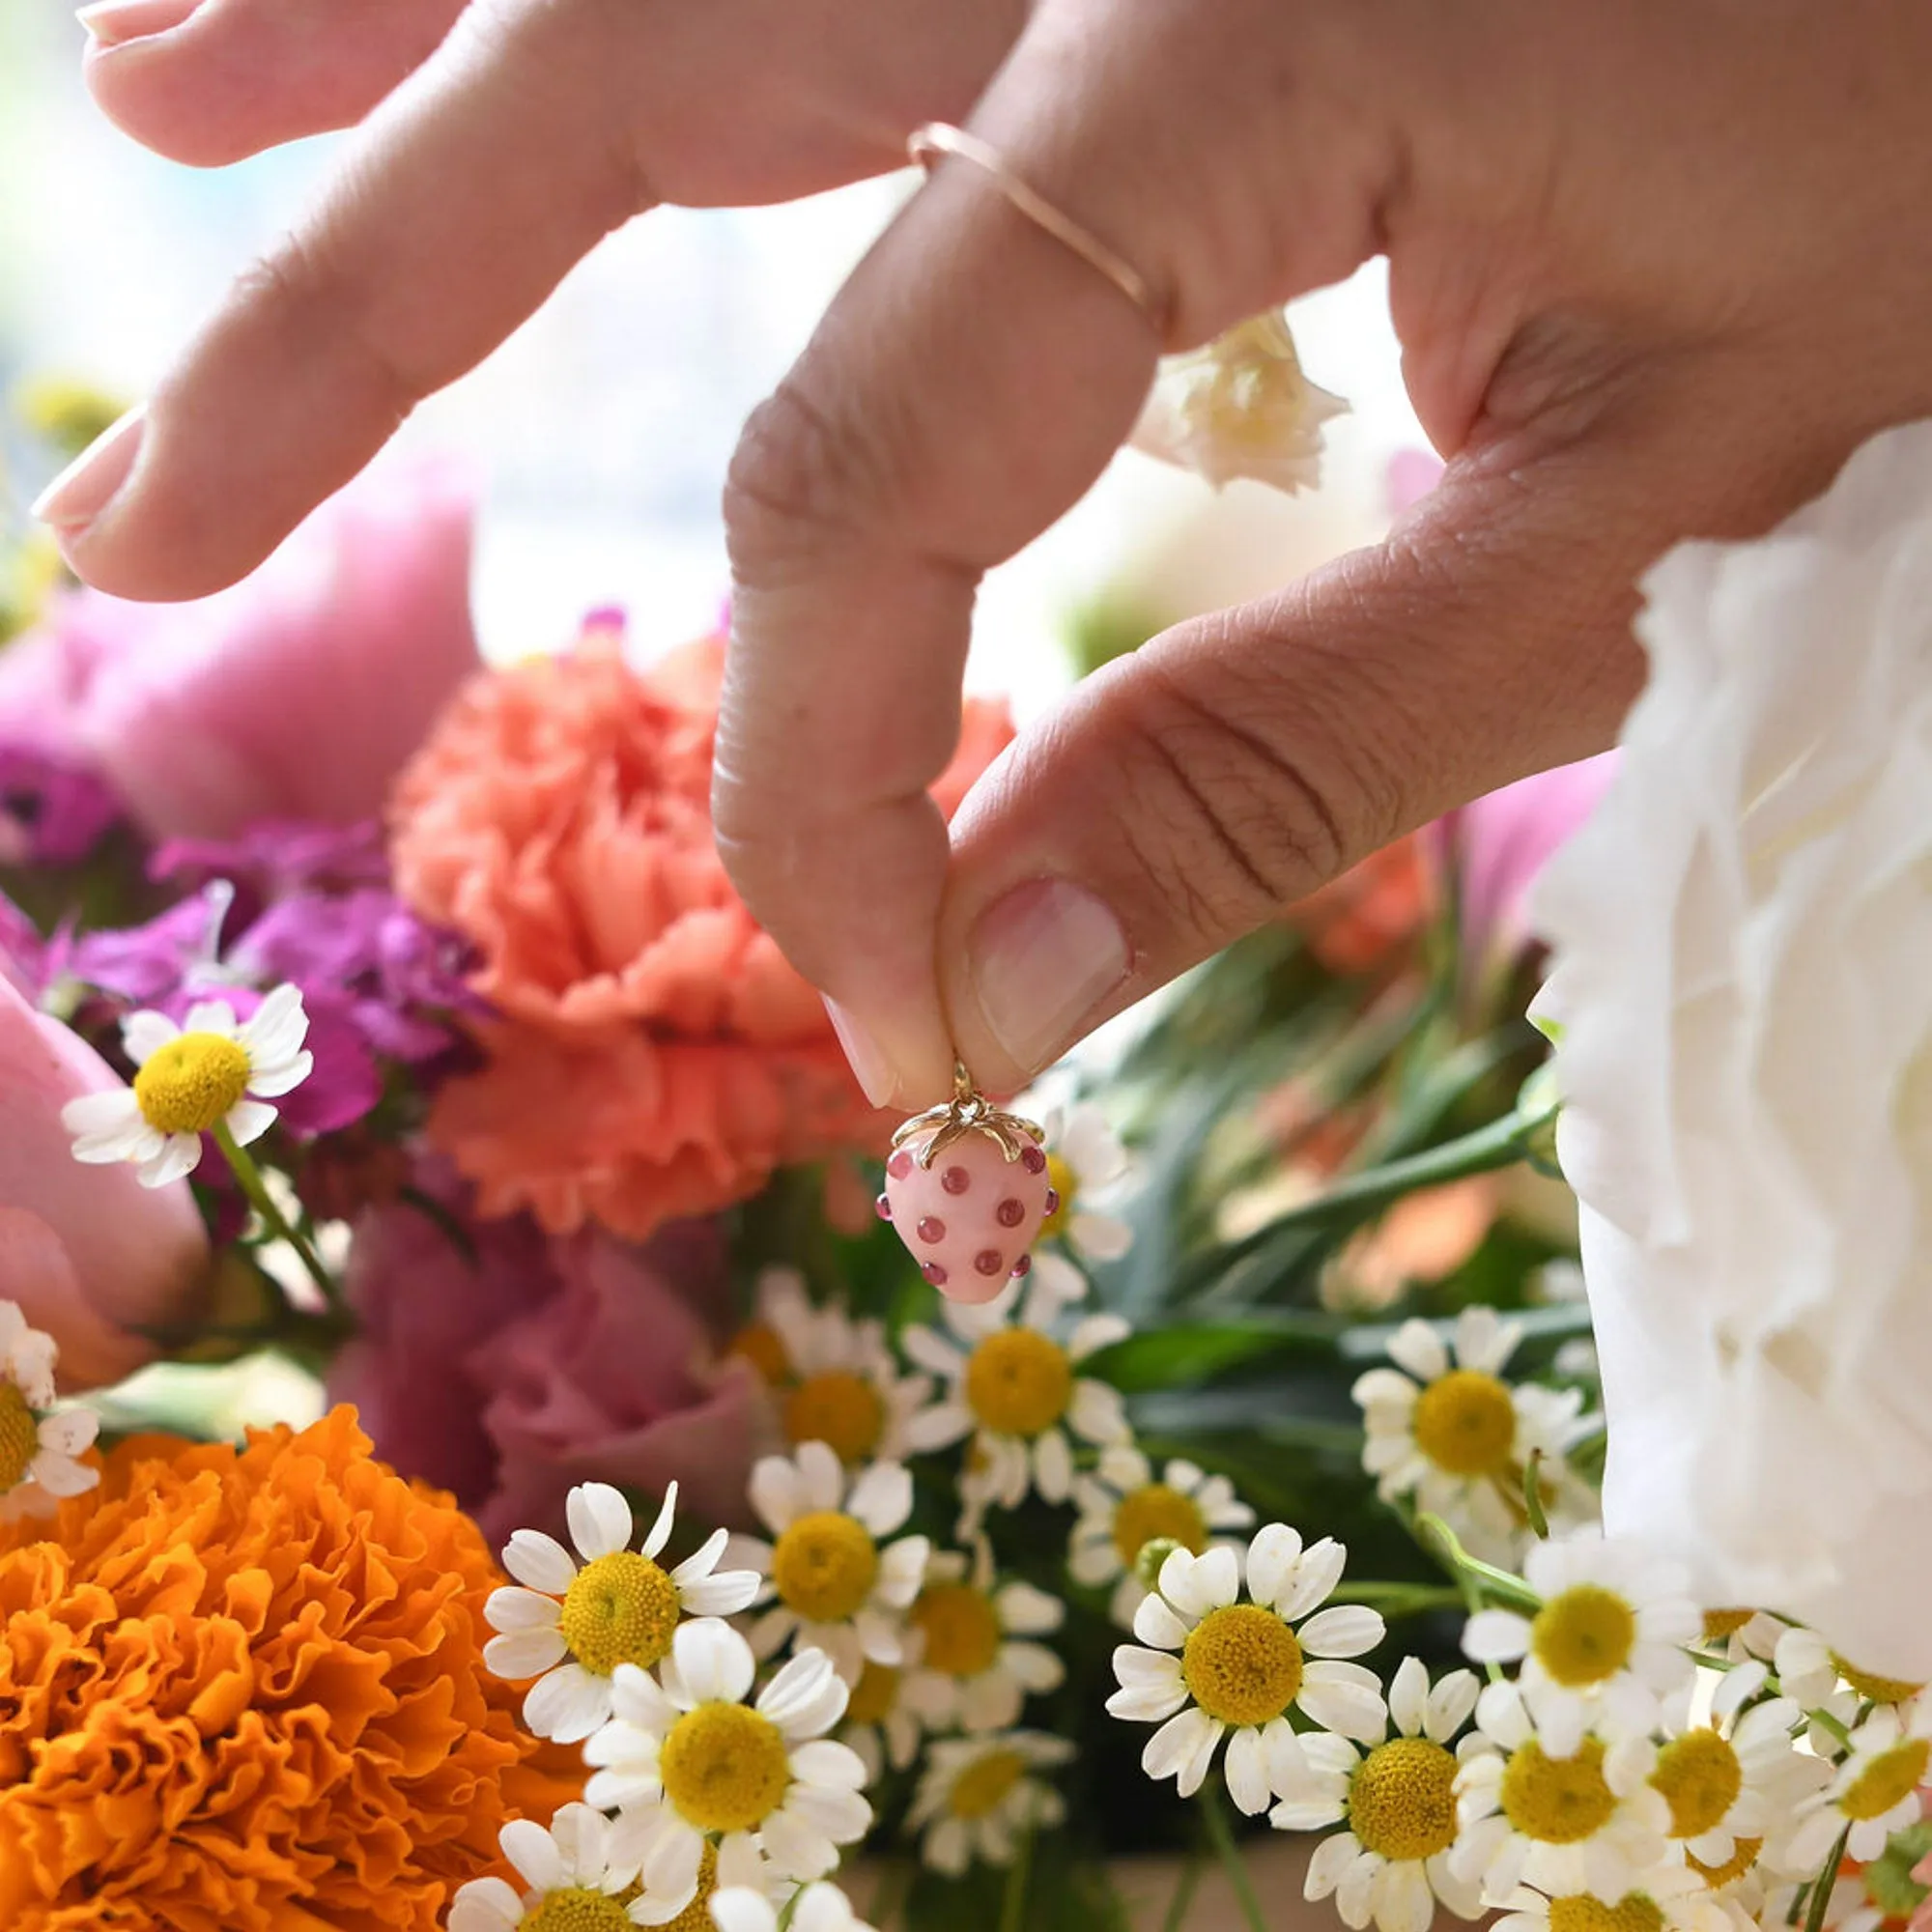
[41,0,1026,587]
[46,0,1932,1113]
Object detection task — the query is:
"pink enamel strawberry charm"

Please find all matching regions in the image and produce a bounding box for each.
[876,1071,1057,1303]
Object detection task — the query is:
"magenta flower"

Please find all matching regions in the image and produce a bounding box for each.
[328,1167,779,1546]
[0,458,478,840]
[1436,754,1618,964]
[0,743,121,865]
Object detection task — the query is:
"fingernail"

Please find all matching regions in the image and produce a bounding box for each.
[30,407,146,540]
[967,879,1130,1073]
[77,0,199,45]
[823,997,901,1110]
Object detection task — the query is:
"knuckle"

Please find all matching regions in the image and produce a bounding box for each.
[1108,648,1393,946]
[724,375,891,582]
[235,238,418,425]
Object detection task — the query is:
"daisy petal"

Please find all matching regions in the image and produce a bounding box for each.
[569,1482,636,1562]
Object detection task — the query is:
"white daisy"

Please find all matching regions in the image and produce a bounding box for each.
[1453,1678,1671,1905]
[1275,1656,1487,1932]
[736,1441,930,1683]
[62,983,313,1186]
[582,1621,869,1905]
[728,1267,931,1466]
[835,1658,922,1784]
[1462,1531,1698,1753]
[710,1882,876,1932]
[1490,1866,1739,1932]
[1646,1672,1821,1875]
[900,1545,1066,1735]
[1775,1627,1925,1714]
[1782,1699,1932,1869]
[448,1803,645,1932]
[1351,1308,1593,1566]
[908,1730,1076,1875]
[483,1480,760,1743]
[0,1302,99,1520]
[1037,1100,1135,1266]
[1107,1524,1389,1815]
[902,1276,1129,1514]
[1069,1445,1256,1629]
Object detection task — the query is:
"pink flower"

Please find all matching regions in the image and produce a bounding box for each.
[1441,755,1618,962]
[0,459,479,839]
[0,973,210,1386]
[328,1167,780,1547]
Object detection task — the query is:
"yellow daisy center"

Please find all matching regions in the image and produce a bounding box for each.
[1651,1729,1742,1839]
[1832,1653,1926,1705]
[1408,1368,1518,1479]
[558,1550,681,1675]
[1180,1605,1304,1727]
[1841,1740,1932,1822]
[783,1372,886,1463]
[1112,1484,1209,1569]
[1548,1894,1664,1932]
[0,1383,41,1492]
[1701,1608,1756,1641]
[770,1510,879,1623]
[652,1844,721,1932]
[659,1703,792,1834]
[1689,1837,1762,1889]
[1348,1737,1460,1861]
[910,1582,1002,1678]
[1531,1584,1637,1688]
[727,1321,790,1385]
[964,1329,1072,1438]
[952,1747,1027,1820]
[1499,1739,1618,1845]
[1040,1153,1077,1238]
[132,1032,252,1135]
[845,1662,901,1727]
[525,1889,638,1932]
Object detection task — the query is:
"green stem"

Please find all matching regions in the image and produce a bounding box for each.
[1800,1824,1850,1932]
[1415,1513,1542,1613]
[998,1819,1036,1932]
[1161,1853,1204,1932]
[1807,1707,1855,1753]
[1201,1784,1270,1932]
[214,1123,337,1307]
[1328,1582,1465,1616]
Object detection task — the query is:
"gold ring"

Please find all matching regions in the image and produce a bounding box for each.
[907,122,1164,335]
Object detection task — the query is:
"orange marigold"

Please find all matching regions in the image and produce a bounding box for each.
[390,629,1014,1239]
[0,1406,576,1931]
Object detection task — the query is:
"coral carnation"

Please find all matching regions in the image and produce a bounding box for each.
[391,631,1013,1238]
[0,1407,574,1930]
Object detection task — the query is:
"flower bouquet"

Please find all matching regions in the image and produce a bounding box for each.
[4,382,1932,1932]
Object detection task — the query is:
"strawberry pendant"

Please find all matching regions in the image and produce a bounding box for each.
[877,1071,1057,1303]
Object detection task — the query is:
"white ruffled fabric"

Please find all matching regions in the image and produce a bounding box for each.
[1530,420,1932,1676]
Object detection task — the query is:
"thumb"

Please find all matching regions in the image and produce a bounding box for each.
[935,360,1862,1093]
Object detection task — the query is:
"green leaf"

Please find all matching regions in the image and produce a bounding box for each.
[1083,1314,1349,1392]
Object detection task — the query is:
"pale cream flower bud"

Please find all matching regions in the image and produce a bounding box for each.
[1130,310,1347,495]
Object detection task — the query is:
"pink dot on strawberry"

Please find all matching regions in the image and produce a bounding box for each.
[923,1262,948,1286]
[875,1194,893,1221]
[917,1216,946,1245]
[1010,1254,1033,1279]
[974,1249,1005,1277]
[941,1166,971,1195]
[1021,1145,1046,1176]
[996,1198,1025,1229]
[888,1151,914,1179]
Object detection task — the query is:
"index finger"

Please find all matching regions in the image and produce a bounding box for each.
[716,0,1378,1106]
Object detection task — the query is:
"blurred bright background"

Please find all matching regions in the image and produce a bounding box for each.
[0,0,1427,712]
